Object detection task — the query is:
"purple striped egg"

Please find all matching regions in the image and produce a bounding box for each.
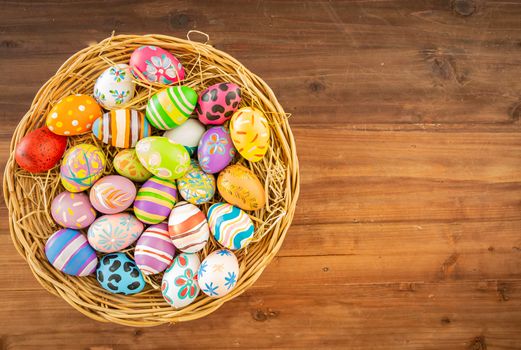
[135,223,176,275]
[134,176,178,224]
[45,229,98,276]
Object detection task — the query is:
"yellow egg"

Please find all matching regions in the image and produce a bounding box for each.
[229,107,270,162]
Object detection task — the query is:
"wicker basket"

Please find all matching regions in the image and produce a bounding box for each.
[2,33,299,326]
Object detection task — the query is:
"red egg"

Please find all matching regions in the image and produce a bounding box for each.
[15,127,67,173]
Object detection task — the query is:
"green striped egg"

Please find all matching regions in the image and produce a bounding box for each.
[134,176,178,224]
[145,86,198,130]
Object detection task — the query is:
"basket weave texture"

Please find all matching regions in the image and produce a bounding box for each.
[2,34,299,326]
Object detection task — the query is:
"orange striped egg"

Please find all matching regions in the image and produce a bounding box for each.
[135,223,176,275]
[229,107,270,162]
[92,109,152,148]
[46,94,102,136]
[168,201,209,253]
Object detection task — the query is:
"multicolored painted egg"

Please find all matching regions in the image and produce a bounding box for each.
[93,64,135,109]
[129,45,185,85]
[163,118,206,156]
[15,127,67,173]
[217,164,266,211]
[135,223,176,275]
[168,201,209,253]
[60,144,106,192]
[145,86,198,130]
[230,107,270,162]
[197,126,235,174]
[196,83,242,125]
[207,203,254,250]
[113,149,152,182]
[162,253,200,308]
[177,160,215,205]
[88,213,144,253]
[198,249,239,298]
[46,94,102,136]
[135,136,190,180]
[89,175,136,214]
[45,229,98,276]
[92,109,151,148]
[133,176,178,224]
[97,253,145,295]
[51,191,96,229]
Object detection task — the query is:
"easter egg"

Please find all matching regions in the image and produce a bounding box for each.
[177,160,216,204]
[97,253,145,295]
[163,118,205,156]
[168,201,209,253]
[145,86,198,130]
[217,164,266,211]
[230,107,270,162]
[88,213,144,253]
[15,127,67,173]
[207,203,254,250]
[198,249,239,298]
[93,64,135,109]
[45,229,98,276]
[133,176,178,224]
[196,83,242,125]
[51,191,96,229]
[89,175,136,214]
[60,144,106,192]
[46,94,102,136]
[92,109,151,148]
[135,136,190,180]
[129,45,185,84]
[135,223,176,275]
[197,126,235,174]
[162,253,200,309]
[113,149,152,182]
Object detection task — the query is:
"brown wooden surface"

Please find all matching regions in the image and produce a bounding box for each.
[2,0,521,349]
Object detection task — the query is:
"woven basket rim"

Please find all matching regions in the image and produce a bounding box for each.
[3,33,300,327]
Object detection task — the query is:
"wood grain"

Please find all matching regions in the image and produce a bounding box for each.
[2,0,521,349]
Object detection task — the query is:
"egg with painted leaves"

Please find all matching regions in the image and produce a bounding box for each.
[88,213,144,253]
[93,64,135,109]
[217,164,265,211]
[46,94,102,136]
[162,252,201,309]
[197,126,235,174]
[51,191,96,229]
[135,136,190,180]
[196,82,242,125]
[89,175,136,214]
[230,107,270,162]
[60,144,106,192]
[113,149,153,182]
[198,249,239,298]
[96,253,145,295]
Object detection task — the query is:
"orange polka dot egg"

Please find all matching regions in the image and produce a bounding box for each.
[46,94,102,136]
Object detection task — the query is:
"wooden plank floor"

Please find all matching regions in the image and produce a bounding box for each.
[2,0,521,349]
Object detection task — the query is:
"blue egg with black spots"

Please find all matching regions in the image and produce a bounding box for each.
[96,253,145,295]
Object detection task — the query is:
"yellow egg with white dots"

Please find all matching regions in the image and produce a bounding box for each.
[46,94,102,136]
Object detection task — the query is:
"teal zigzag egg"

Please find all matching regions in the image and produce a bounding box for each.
[207,202,254,250]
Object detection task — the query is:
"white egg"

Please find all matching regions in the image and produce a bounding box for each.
[162,253,201,308]
[93,64,135,109]
[163,118,206,156]
[198,249,239,298]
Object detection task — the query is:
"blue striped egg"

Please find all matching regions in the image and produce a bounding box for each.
[207,202,254,250]
[45,229,98,276]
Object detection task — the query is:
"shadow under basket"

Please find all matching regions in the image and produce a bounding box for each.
[3,33,300,326]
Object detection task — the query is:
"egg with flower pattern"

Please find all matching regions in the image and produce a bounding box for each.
[198,249,239,298]
[93,64,135,109]
[88,213,144,253]
[89,175,136,214]
[135,136,190,180]
[177,160,215,204]
[46,94,102,136]
[162,253,201,309]
[197,126,235,174]
[230,107,270,162]
[60,144,106,192]
[130,45,185,85]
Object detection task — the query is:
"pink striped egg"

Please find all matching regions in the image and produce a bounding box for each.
[135,223,176,275]
[45,229,98,276]
[168,201,209,253]
[51,191,96,229]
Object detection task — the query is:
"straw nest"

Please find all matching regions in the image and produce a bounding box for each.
[2,33,299,326]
